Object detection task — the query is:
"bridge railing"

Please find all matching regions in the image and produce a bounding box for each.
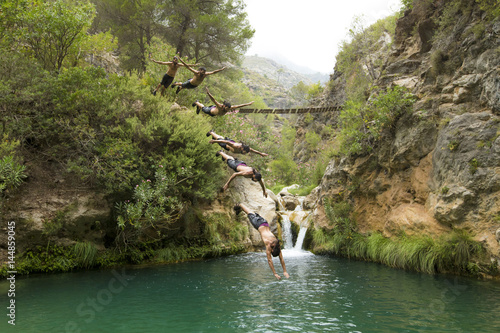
[237,106,342,114]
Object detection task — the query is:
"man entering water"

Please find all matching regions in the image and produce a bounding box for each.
[234,203,289,280]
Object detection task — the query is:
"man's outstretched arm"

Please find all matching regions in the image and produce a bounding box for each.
[278,252,289,278]
[177,56,198,74]
[266,251,281,280]
[231,101,254,109]
[205,87,222,108]
[205,66,226,75]
[222,172,242,191]
[249,148,269,157]
[259,179,267,197]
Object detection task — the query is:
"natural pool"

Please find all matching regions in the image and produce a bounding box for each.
[1,250,500,332]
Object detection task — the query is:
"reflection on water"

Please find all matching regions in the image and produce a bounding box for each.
[1,251,500,333]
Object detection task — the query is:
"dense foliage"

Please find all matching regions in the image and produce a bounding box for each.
[0,0,260,257]
[91,0,254,72]
[338,86,416,156]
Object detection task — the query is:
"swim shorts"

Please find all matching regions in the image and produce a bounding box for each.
[202,106,217,117]
[181,79,198,89]
[247,213,269,230]
[161,74,175,87]
[226,159,247,172]
[218,137,235,150]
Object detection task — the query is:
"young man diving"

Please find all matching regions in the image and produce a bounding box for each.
[234,203,289,280]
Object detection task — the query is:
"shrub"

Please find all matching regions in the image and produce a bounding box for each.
[469,158,480,174]
[14,0,96,71]
[115,165,193,247]
[339,86,416,156]
[0,155,26,194]
[305,130,321,150]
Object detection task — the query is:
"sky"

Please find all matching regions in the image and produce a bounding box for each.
[243,0,402,74]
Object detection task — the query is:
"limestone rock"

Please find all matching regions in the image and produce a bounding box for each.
[281,195,299,211]
[303,186,320,210]
[430,185,476,225]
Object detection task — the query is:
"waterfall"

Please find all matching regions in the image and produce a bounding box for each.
[281,214,294,249]
[279,194,311,252]
[293,227,308,250]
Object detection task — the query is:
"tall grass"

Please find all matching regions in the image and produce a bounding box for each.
[312,228,484,275]
[73,242,98,269]
[311,200,485,275]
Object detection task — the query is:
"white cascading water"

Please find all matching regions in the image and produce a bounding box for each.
[293,227,308,250]
[281,214,294,249]
[279,194,311,252]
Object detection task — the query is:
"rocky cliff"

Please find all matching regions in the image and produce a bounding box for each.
[305,0,500,271]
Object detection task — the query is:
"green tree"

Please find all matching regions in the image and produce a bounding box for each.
[93,0,254,72]
[0,0,25,47]
[15,0,96,71]
[307,82,324,101]
[92,0,162,72]
[290,81,308,105]
[162,0,254,64]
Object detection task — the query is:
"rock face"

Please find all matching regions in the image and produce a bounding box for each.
[307,1,500,266]
[1,187,112,255]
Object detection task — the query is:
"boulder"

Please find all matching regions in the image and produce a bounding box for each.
[281,195,299,211]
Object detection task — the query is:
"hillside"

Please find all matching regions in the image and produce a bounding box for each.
[242,55,328,88]
[239,55,328,108]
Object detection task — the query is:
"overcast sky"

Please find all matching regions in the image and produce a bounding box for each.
[243,0,402,74]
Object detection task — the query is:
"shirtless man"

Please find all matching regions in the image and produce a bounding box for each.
[234,203,289,280]
[171,58,226,94]
[193,87,254,116]
[217,150,267,197]
[207,130,268,157]
[149,54,197,96]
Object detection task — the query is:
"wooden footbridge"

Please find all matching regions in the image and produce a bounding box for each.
[237,105,342,114]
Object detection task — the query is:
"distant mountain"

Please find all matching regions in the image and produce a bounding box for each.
[258,54,331,82]
[242,56,328,89]
[238,56,309,108]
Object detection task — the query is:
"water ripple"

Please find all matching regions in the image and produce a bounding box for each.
[2,253,500,332]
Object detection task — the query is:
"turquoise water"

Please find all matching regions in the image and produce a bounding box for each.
[1,250,500,332]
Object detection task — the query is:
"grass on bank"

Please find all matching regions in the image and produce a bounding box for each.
[310,199,488,276]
